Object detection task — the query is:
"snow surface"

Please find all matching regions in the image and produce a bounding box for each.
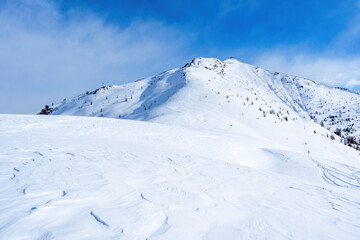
[1,112,360,239]
[2,57,360,239]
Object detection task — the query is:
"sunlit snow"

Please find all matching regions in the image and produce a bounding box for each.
[2,58,360,239]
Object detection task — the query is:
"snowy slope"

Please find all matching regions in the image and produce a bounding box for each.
[2,57,360,239]
[269,72,360,138]
[1,113,360,239]
[46,57,360,140]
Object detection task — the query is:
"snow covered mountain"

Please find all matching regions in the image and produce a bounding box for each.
[44,57,360,142]
[2,57,360,239]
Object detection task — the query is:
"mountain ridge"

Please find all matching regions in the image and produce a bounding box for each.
[41,57,360,143]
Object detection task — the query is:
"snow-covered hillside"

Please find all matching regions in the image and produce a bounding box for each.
[2,57,360,239]
[1,113,360,239]
[44,57,360,142]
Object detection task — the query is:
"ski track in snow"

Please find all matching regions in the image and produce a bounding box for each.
[311,157,360,189]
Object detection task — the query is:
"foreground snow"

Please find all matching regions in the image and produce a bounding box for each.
[1,114,360,239]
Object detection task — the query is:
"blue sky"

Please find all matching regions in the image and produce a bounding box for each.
[1,0,360,114]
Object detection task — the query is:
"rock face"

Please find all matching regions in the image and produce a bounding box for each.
[44,57,360,142]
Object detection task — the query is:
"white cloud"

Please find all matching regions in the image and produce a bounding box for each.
[0,0,192,114]
[253,53,360,89]
[345,77,360,88]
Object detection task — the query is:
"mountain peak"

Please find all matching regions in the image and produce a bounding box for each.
[41,57,360,144]
[183,57,223,68]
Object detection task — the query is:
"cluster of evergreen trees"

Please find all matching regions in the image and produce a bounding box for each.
[39,105,53,115]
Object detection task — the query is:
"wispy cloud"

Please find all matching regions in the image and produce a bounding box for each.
[253,52,360,88]
[248,1,360,89]
[330,2,360,52]
[0,0,192,114]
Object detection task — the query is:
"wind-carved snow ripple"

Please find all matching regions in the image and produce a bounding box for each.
[311,158,360,189]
